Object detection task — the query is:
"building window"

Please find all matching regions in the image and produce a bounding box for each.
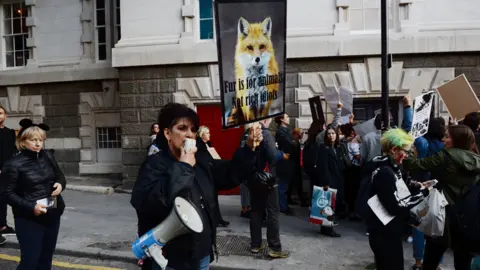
[95,0,121,61]
[3,2,28,67]
[96,127,121,148]
[349,0,393,31]
[199,0,213,40]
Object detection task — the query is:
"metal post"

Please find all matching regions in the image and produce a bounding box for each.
[381,0,390,130]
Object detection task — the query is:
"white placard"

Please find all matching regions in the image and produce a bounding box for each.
[368,195,395,225]
[410,91,435,139]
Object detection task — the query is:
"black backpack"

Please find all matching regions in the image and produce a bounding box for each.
[449,183,480,254]
[355,160,384,219]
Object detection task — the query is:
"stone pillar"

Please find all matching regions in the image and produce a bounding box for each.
[25,0,38,67]
[118,67,176,188]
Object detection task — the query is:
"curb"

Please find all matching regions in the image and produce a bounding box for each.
[4,242,255,269]
[66,185,114,195]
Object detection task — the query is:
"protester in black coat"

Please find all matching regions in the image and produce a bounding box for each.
[1,121,66,270]
[131,103,261,270]
[366,128,428,270]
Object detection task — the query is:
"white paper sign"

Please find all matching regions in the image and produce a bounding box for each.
[339,87,353,114]
[368,195,395,225]
[410,91,435,139]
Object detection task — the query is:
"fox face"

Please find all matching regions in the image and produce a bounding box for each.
[236,17,274,76]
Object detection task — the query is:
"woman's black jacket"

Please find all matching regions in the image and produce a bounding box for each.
[0,149,66,223]
[131,142,257,270]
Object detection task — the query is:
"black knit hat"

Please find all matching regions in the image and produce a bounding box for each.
[17,118,49,137]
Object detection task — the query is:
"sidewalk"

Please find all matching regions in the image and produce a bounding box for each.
[5,190,456,270]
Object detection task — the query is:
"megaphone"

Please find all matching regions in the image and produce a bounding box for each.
[132,196,204,269]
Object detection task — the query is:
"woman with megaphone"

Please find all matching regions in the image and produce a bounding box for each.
[131,103,262,270]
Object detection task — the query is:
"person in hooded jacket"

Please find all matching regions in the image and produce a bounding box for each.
[274,113,294,214]
[131,103,261,270]
[403,124,480,270]
[366,128,427,270]
[1,120,66,270]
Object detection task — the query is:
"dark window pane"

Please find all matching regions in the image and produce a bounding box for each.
[116,8,120,25]
[6,52,14,67]
[4,19,12,34]
[96,10,105,26]
[4,5,11,19]
[24,50,29,62]
[13,18,21,33]
[96,0,105,9]
[116,0,120,8]
[14,35,23,50]
[22,17,27,33]
[5,36,13,51]
[200,19,214,40]
[21,7,28,17]
[98,27,106,43]
[199,0,212,19]
[12,3,21,18]
[98,44,107,60]
[15,51,25,66]
[117,26,121,40]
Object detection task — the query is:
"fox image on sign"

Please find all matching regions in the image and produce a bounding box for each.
[234,16,280,123]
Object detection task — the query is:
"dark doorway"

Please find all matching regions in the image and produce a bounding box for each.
[353,97,401,126]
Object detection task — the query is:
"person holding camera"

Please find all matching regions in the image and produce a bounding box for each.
[131,103,261,270]
[0,119,66,270]
[247,118,290,259]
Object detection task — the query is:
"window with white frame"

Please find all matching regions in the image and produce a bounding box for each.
[96,127,121,149]
[95,0,120,61]
[3,2,28,67]
[199,0,214,40]
[349,0,393,31]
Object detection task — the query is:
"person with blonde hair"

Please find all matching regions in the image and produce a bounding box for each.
[0,119,66,270]
[196,125,230,227]
[365,128,428,270]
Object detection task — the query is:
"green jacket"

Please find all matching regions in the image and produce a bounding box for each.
[404,148,480,205]
[403,148,480,248]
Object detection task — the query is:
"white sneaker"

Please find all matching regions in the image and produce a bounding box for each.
[365,232,370,236]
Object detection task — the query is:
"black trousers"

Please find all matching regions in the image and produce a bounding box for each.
[0,199,7,227]
[344,166,361,213]
[287,167,305,203]
[249,186,281,251]
[369,232,404,270]
[15,217,60,270]
[422,238,472,270]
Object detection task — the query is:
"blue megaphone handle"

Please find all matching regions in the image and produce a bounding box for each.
[132,229,165,260]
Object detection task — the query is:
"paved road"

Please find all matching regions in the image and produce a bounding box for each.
[0,246,139,270]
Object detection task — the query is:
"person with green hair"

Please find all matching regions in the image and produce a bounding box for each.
[365,128,429,270]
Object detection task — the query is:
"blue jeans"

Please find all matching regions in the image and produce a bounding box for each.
[412,228,443,263]
[160,255,210,270]
[278,183,288,212]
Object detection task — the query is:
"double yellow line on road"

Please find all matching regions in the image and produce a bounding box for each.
[0,253,125,270]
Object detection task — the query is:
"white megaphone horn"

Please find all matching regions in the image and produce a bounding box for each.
[132,196,204,269]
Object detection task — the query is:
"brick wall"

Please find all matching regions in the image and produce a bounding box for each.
[21,81,103,175]
[118,64,209,187]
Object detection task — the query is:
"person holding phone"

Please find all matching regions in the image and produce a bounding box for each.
[0,119,66,270]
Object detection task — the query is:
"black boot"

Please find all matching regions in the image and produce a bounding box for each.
[321,226,341,237]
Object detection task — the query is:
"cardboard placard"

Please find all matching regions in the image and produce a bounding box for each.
[436,74,480,121]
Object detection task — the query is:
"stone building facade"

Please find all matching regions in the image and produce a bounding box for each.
[1,0,480,188]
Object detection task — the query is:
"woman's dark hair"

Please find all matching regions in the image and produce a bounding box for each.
[341,123,355,138]
[306,120,322,145]
[150,123,159,136]
[156,103,199,150]
[426,117,445,141]
[448,124,479,154]
[274,114,285,125]
[324,126,340,146]
[462,112,480,132]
